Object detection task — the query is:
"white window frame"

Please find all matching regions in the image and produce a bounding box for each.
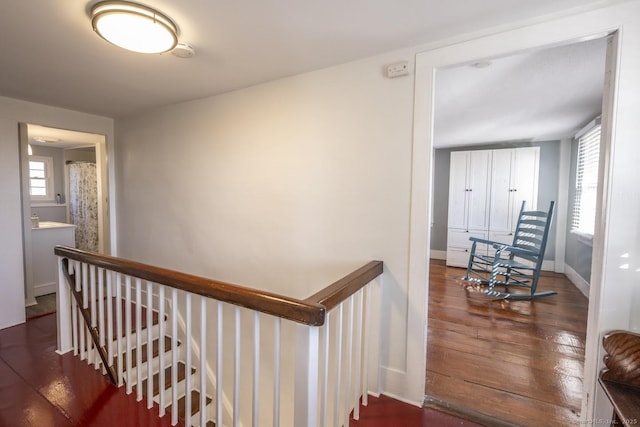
[29,155,55,202]
[571,118,601,241]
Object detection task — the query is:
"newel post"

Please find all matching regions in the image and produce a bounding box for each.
[294,324,320,427]
[56,256,73,354]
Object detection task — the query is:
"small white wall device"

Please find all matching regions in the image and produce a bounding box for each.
[386,61,409,78]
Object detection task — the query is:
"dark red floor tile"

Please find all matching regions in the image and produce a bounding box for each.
[0,357,73,427]
[351,395,484,427]
[0,314,180,427]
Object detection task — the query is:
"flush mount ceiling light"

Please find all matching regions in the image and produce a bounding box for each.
[91,1,178,54]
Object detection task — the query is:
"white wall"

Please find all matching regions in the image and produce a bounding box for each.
[0,96,114,329]
[115,50,421,402]
[112,0,640,414]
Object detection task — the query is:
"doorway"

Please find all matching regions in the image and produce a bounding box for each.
[19,123,109,315]
[414,30,610,424]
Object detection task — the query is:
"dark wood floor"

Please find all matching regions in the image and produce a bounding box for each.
[425,259,589,426]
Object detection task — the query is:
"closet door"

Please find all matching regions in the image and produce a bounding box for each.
[447,151,470,230]
[489,147,540,246]
[446,150,490,267]
[466,150,491,231]
[510,147,539,226]
[489,149,514,234]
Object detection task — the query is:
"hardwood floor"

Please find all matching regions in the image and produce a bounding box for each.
[425,259,589,426]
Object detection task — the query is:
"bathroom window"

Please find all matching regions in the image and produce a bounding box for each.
[29,156,54,201]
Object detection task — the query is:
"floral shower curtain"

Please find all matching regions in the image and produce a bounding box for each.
[68,161,99,251]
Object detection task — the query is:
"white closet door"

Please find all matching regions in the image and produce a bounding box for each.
[510,147,540,229]
[466,150,491,230]
[447,151,469,230]
[489,149,514,233]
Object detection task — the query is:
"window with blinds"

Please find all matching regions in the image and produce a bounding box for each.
[571,121,601,236]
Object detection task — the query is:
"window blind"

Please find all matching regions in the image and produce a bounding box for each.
[571,123,601,235]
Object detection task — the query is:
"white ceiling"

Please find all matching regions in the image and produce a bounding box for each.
[434,37,607,147]
[0,0,617,145]
[28,125,104,149]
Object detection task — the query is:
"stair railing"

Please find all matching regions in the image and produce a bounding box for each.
[55,245,382,427]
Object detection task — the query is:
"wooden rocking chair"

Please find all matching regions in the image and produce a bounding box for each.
[462,201,556,300]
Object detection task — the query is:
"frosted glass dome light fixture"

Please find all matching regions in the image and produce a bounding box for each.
[91,1,178,54]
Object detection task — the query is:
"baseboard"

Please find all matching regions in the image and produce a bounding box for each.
[429,250,446,260]
[34,282,56,297]
[564,264,590,298]
[541,260,555,272]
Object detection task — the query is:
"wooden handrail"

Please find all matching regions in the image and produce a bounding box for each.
[305,261,383,311]
[55,246,383,326]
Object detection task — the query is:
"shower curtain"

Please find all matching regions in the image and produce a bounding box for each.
[67,161,99,251]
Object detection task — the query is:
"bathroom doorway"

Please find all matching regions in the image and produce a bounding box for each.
[19,123,109,314]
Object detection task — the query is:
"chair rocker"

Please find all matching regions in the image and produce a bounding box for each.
[462,201,556,300]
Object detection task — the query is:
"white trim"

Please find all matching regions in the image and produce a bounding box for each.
[34,281,56,297]
[541,260,555,272]
[575,116,602,139]
[554,138,571,273]
[564,263,590,298]
[429,250,446,260]
[378,391,424,408]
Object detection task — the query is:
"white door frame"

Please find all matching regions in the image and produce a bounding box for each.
[408,2,640,422]
[19,123,110,306]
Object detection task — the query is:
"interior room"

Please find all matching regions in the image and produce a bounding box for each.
[0,1,639,426]
[425,36,607,424]
[21,125,108,319]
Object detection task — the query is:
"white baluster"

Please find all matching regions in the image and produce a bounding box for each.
[74,261,83,359]
[185,292,192,427]
[56,257,73,354]
[158,284,166,417]
[233,307,240,427]
[273,317,281,427]
[82,263,91,363]
[71,295,78,356]
[125,275,133,394]
[90,264,98,368]
[353,289,364,420]
[216,301,223,427]
[98,268,105,371]
[116,273,124,386]
[81,263,88,303]
[200,296,207,427]
[294,324,320,427]
[146,281,154,409]
[320,312,330,427]
[106,270,113,365]
[171,288,179,426]
[362,286,370,406]
[344,297,354,425]
[333,304,343,427]
[135,278,143,401]
[252,311,260,427]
